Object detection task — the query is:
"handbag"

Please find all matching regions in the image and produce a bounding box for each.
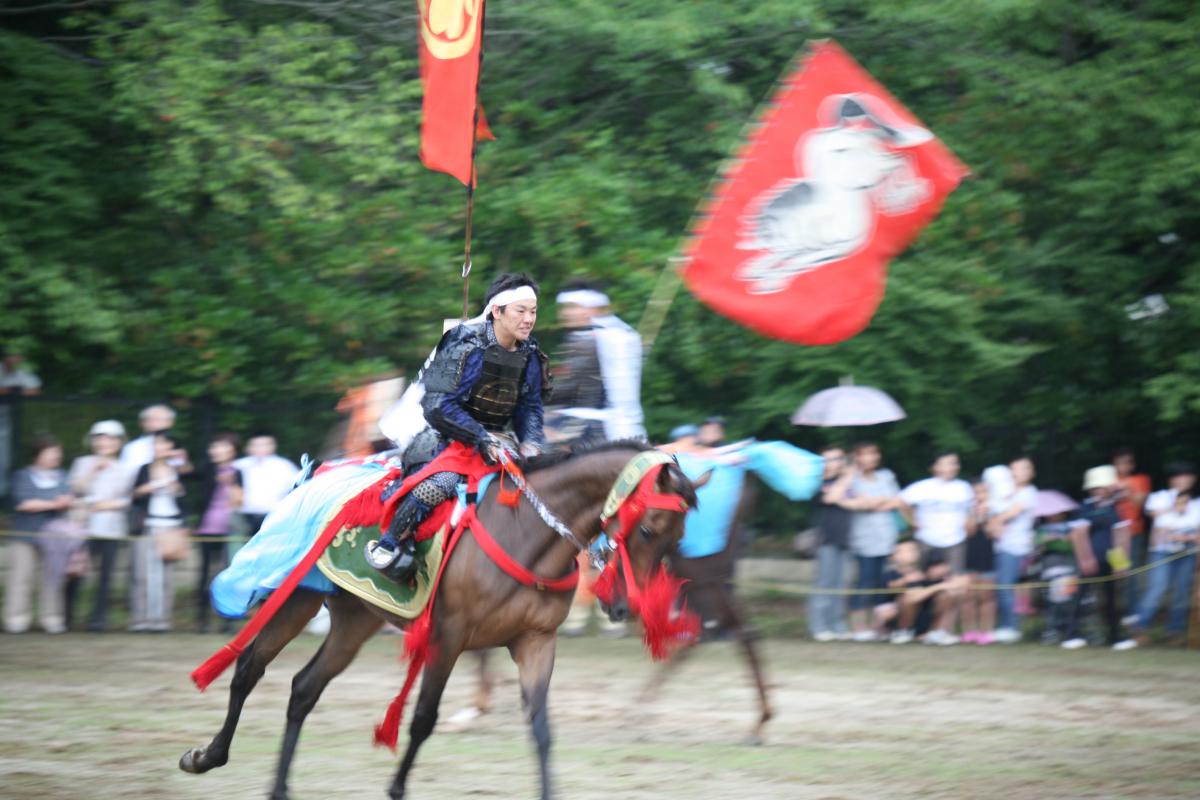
[155,527,191,562]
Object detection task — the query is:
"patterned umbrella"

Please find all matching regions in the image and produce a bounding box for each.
[791,385,906,427]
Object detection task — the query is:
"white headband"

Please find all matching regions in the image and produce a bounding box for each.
[556,289,610,308]
[487,285,538,313]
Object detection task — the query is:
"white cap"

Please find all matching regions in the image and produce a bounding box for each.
[88,419,127,439]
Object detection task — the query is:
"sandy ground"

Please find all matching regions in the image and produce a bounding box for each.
[1,632,1198,800]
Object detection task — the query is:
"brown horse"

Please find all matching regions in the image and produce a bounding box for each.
[640,472,773,744]
[179,443,699,800]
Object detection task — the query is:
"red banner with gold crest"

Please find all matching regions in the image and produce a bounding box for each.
[417,0,491,185]
[681,41,969,345]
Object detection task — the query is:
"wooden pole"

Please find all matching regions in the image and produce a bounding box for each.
[460,0,488,320]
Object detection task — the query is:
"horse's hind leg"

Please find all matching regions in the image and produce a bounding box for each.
[180,589,325,775]
[388,644,461,800]
[269,594,383,800]
[717,587,773,745]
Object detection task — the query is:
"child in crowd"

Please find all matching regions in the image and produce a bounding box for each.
[879,541,968,645]
[960,478,997,644]
[1035,511,1078,644]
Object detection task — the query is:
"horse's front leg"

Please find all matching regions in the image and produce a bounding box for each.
[509,631,558,800]
[389,645,462,800]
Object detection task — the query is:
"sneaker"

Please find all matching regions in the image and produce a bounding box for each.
[960,631,979,644]
[1112,639,1138,652]
[1061,637,1087,650]
[851,630,879,643]
[974,631,995,645]
[832,630,853,641]
[992,627,1022,644]
[889,629,914,645]
[813,631,836,643]
[923,629,960,646]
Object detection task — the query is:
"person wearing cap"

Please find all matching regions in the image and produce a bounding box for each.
[68,420,137,632]
[546,280,646,444]
[1062,465,1138,651]
[366,273,549,581]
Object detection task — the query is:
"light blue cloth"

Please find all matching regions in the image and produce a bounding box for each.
[676,441,823,558]
[211,461,391,618]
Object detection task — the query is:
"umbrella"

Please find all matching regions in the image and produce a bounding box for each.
[791,385,906,427]
[1034,490,1079,519]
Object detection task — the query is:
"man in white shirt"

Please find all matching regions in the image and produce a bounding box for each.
[898,452,974,645]
[234,434,300,535]
[988,457,1039,643]
[1145,462,1198,519]
[120,405,182,470]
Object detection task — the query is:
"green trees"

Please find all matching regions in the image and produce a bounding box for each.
[2,0,1197,493]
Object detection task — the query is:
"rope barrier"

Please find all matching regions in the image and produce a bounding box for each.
[1,527,1194,595]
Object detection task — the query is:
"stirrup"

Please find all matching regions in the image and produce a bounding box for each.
[366,538,419,583]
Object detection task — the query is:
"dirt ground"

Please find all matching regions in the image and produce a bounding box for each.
[2,632,1198,800]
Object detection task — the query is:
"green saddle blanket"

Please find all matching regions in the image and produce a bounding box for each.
[316,523,447,619]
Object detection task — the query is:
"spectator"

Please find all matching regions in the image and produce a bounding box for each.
[0,350,42,497]
[1132,489,1199,645]
[842,442,901,642]
[990,457,1038,643]
[886,546,968,645]
[1063,466,1138,651]
[190,433,244,633]
[874,539,921,639]
[1036,511,1079,645]
[960,478,997,645]
[696,416,726,448]
[235,434,299,536]
[898,452,973,645]
[3,435,73,633]
[68,420,135,632]
[807,445,853,641]
[1145,462,1197,519]
[1113,448,1152,612]
[660,424,699,455]
[120,404,187,471]
[129,433,186,632]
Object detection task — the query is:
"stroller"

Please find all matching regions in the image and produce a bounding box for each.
[1034,521,1082,644]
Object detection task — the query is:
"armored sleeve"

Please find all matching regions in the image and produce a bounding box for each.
[512,349,546,447]
[423,348,492,448]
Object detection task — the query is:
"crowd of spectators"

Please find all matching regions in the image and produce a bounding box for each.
[2,404,298,634]
[808,443,1199,649]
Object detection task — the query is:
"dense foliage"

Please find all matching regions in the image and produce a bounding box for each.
[3,0,1198,504]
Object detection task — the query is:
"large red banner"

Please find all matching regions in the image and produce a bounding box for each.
[417,0,489,186]
[681,41,969,345]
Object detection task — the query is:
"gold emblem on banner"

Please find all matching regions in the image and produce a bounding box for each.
[418,0,482,61]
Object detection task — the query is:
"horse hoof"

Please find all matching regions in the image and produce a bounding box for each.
[179,746,225,774]
[268,790,290,800]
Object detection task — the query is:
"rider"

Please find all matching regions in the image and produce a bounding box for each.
[546,281,646,446]
[366,273,549,581]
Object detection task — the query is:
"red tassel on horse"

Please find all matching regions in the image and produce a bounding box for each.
[635,569,700,661]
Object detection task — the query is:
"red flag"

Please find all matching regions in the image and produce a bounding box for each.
[417,0,487,185]
[681,41,969,345]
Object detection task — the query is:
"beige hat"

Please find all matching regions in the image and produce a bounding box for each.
[1083,465,1118,491]
[87,419,127,439]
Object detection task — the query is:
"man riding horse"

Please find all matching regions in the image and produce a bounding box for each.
[366,272,550,582]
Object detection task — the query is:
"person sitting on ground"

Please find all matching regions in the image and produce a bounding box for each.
[366,273,548,582]
[885,543,968,644]
[873,539,920,640]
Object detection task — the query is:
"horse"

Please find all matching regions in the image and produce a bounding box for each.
[647,473,773,744]
[179,442,700,800]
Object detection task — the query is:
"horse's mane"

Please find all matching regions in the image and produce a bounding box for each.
[519,438,654,474]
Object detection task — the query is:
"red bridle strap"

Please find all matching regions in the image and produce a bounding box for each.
[464,505,580,592]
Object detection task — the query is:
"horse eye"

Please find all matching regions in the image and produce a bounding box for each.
[639,525,654,541]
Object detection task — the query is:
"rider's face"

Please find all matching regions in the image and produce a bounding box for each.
[494,301,537,344]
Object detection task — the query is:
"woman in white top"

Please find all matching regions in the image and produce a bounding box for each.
[129,433,186,632]
[988,457,1038,643]
[68,420,135,632]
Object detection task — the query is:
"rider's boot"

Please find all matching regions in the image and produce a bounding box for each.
[366,495,431,583]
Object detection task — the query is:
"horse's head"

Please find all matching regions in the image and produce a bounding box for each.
[597,463,707,627]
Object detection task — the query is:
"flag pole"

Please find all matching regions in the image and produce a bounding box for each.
[460,1,488,321]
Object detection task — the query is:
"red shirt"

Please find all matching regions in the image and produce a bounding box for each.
[1117,474,1151,535]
